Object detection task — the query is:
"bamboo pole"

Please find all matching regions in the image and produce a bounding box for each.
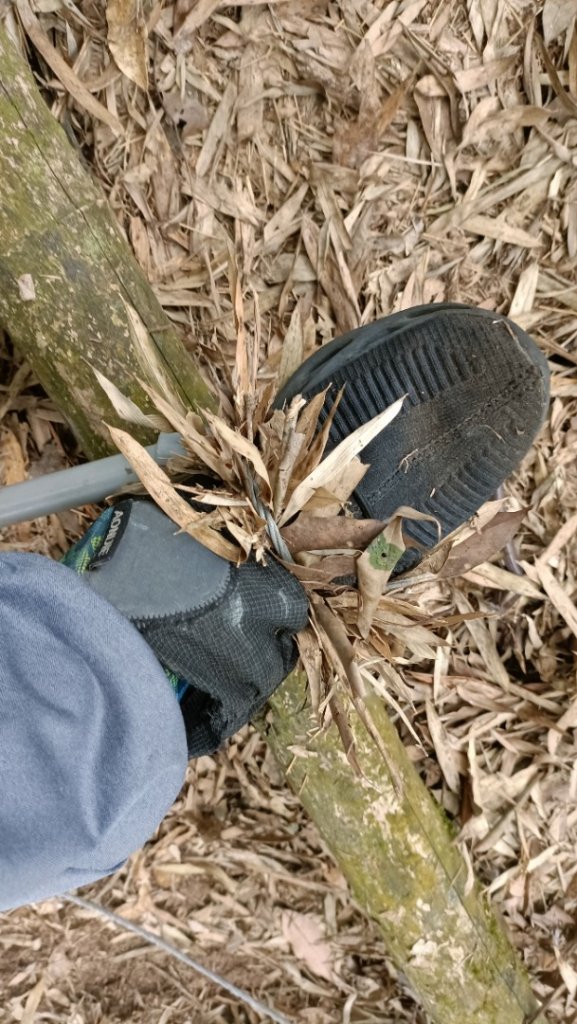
[266,675,546,1023]
[0,28,215,458]
[0,25,547,1024]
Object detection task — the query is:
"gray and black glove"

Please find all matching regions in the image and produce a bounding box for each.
[62,498,308,756]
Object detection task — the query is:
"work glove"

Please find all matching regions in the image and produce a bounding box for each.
[62,498,308,757]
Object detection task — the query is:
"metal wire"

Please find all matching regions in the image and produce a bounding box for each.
[245,471,294,563]
[64,894,293,1024]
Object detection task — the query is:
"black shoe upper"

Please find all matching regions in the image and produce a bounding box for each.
[278,304,550,558]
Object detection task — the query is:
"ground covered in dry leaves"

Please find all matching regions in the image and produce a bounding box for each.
[1,0,577,1021]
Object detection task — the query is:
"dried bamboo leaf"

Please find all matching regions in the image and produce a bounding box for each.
[138,381,232,482]
[280,558,347,586]
[236,6,265,142]
[439,508,527,579]
[263,184,309,255]
[426,701,462,794]
[286,388,344,494]
[272,402,306,519]
[364,668,424,749]
[533,562,577,642]
[400,502,526,585]
[281,910,339,984]
[107,425,239,561]
[312,600,404,791]
[454,58,515,93]
[414,75,453,161]
[536,31,577,117]
[177,486,247,509]
[312,600,365,699]
[106,0,148,91]
[542,0,576,44]
[281,514,386,554]
[509,263,540,318]
[328,694,362,775]
[278,301,305,391]
[333,75,412,170]
[463,215,541,249]
[357,517,405,639]
[279,397,404,527]
[300,217,359,332]
[294,389,330,451]
[175,0,220,38]
[462,562,542,599]
[196,83,237,179]
[15,0,122,133]
[313,554,357,579]
[225,517,260,559]
[548,692,577,755]
[231,269,249,402]
[296,624,323,715]
[536,509,577,568]
[453,591,511,691]
[184,175,264,226]
[300,459,368,517]
[203,410,271,494]
[122,301,187,414]
[94,369,168,431]
[254,382,279,433]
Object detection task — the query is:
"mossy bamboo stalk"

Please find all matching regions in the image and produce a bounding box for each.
[266,675,547,1023]
[0,26,214,458]
[0,24,547,1024]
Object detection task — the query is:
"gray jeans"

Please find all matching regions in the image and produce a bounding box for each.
[0,553,187,912]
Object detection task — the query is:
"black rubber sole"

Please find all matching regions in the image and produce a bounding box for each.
[277,303,550,559]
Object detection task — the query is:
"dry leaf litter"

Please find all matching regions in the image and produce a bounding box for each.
[1,1,577,1021]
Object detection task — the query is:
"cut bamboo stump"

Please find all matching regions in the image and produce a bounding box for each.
[0,24,548,1024]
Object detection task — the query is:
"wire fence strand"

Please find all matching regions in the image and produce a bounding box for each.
[64,893,294,1024]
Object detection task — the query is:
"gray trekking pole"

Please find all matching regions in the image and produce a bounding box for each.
[0,433,186,528]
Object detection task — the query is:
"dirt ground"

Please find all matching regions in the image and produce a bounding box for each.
[1,0,577,1021]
